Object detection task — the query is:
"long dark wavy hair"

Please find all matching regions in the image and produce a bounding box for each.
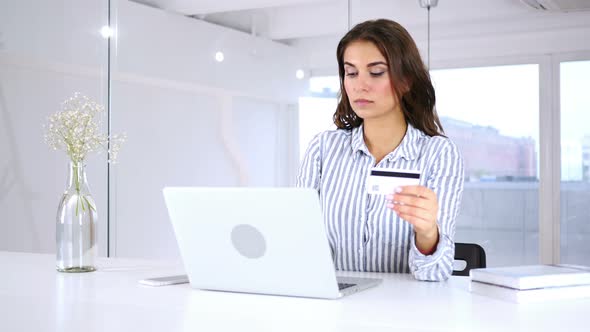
[334,19,444,136]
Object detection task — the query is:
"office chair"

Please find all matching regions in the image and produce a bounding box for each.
[452,242,486,276]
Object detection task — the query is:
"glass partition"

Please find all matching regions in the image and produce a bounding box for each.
[0,0,109,255]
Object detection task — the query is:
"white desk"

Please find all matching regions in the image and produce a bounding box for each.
[0,251,588,332]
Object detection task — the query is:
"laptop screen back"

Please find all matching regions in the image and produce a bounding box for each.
[163,187,341,298]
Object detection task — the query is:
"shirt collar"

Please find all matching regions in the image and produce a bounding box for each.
[351,124,369,156]
[350,122,423,162]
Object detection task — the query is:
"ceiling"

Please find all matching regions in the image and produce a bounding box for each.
[130,0,590,73]
[130,0,589,41]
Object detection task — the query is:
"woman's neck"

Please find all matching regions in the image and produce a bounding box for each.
[363,112,407,165]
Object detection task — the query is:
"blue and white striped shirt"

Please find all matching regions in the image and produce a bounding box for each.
[296,123,464,281]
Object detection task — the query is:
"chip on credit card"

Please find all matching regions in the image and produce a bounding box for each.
[366,168,421,195]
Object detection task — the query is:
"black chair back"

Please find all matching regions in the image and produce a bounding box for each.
[453,242,486,276]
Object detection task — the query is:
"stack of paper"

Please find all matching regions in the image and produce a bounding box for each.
[469,264,590,303]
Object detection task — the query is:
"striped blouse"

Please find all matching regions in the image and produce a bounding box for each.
[296,123,464,281]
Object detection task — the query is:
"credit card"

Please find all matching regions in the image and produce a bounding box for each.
[366,168,421,195]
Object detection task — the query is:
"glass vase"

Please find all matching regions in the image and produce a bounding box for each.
[56,161,97,272]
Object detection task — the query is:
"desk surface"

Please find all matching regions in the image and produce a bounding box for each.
[0,251,588,332]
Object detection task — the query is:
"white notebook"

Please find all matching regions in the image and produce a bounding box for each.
[470,281,590,303]
[470,264,590,290]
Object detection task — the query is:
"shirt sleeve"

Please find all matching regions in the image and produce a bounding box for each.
[295,133,322,191]
[409,139,464,281]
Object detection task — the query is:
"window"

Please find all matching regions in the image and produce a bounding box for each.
[560,60,590,265]
[300,65,542,267]
[298,76,339,160]
[431,64,540,266]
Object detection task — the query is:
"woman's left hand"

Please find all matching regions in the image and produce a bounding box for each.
[386,185,439,240]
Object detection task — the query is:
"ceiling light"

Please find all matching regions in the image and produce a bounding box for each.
[215,51,224,62]
[296,69,305,80]
[418,0,439,8]
[100,26,114,39]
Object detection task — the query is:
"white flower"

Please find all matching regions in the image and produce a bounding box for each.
[43,92,126,164]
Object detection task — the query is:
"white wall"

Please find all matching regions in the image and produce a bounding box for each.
[0,0,307,260]
[109,1,306,259]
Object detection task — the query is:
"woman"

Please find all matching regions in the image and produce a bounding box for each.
[297,19,464,281]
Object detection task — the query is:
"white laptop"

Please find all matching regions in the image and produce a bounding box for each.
[163,187,382,299]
